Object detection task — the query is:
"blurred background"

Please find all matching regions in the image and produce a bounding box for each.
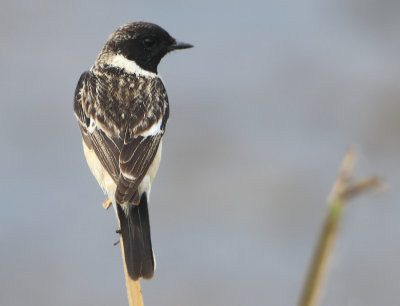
[1,0,400,305]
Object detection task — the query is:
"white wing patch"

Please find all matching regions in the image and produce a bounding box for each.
[88,118,96,133]
[109,54,158,78]
[139,118,163,137]
[121,172,137,180]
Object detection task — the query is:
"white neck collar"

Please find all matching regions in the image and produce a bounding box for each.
[103,54,158,78]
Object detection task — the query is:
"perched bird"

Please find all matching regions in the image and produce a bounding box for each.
[73,22,192,280]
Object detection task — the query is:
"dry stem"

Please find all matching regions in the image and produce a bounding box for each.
[298,149,383,306]
[119,235,144,306]
[104,197,144,306]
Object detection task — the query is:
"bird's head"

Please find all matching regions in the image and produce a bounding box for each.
[97,22,193,74]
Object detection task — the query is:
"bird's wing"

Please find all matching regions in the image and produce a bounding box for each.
[73,70,168,204]
[116,132,162,204]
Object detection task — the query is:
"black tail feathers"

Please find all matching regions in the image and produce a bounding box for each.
[116,193,155,280]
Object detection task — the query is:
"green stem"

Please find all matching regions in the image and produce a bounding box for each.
[298,196,343,306]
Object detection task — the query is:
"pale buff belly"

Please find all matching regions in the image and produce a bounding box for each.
[82,139,162,202]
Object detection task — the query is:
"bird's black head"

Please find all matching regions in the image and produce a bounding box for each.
[103,22,193,74]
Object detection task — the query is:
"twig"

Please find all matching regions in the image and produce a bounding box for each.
[340,176,383,200]
[298,149,383,306]
[103,197,144,304]
[119,235,144,306]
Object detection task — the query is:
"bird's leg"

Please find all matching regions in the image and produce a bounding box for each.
[114,229,122,245]
[102,198,112,210]
[103,197,120,245]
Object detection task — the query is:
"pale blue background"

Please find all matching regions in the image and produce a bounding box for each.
[1,1,400,305]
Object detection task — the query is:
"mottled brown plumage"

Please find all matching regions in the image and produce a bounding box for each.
[73,22,192,280]
[74,66,168,204]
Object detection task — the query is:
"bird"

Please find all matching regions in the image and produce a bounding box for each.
[73,22,192,280]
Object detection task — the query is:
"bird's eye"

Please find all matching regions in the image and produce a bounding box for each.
[143,37,156,49]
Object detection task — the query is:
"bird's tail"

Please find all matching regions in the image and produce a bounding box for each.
[116,193,155,280]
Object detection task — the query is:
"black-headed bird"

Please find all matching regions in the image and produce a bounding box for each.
[73,22,192,280]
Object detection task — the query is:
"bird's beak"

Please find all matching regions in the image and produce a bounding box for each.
[168,40,194,51]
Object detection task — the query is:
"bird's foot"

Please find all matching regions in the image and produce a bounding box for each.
[102,198,112,210]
